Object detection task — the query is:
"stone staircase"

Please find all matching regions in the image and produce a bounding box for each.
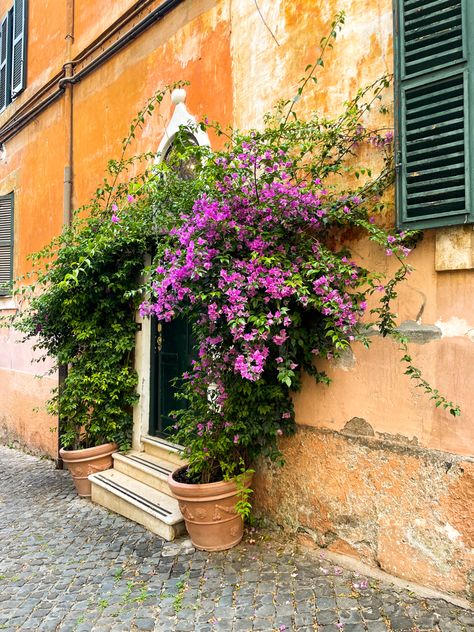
[89,435,187,541]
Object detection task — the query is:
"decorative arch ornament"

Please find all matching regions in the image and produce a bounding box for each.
[156,88,210,160]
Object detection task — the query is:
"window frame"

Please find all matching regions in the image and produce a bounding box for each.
[11,0,27,99]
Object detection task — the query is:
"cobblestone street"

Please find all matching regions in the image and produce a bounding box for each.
[0,446,472,632]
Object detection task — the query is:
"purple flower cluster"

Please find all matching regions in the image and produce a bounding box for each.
[141,142,384,396]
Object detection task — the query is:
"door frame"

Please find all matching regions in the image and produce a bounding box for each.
[132,88,210,450]
[132,297,152,450]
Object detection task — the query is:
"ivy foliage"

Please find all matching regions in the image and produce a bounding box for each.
[16,201,153,449]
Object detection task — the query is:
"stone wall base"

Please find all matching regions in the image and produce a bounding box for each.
[253,425,474,603]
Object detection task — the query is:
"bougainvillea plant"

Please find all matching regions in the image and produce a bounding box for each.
[139,14,459,488]
[6,14,458,489]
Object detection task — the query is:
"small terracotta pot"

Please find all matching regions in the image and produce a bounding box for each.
[168,467,252,551]
[59,442,118,497]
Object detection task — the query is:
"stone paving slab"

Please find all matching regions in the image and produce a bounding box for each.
[0,445,473,632]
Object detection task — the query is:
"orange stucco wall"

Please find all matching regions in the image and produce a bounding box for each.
[0,0,68,130]
[0,0,472,599]
[72,0,232,208]
[0,0,233,456]
[72,0,139,57]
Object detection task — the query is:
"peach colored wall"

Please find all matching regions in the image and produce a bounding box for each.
[72,0,140,57]
[26,0,69,90]
[10,102,66,278]
[0,0,232,457]
[0,320,56,457]
[228,0,473,456]
[0,368,57,456]
[226,0,474,601]
[254,431,474,600]
[291,232,474,457]
[0,86,65,456]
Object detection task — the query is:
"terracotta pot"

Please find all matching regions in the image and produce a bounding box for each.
[168,467,252,551]
[59,443,118,497]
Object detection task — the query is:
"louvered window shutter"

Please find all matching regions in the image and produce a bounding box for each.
[0,15,8,111]
[0,193,14,296]
[11,0,26,98]
[395,0,474,228]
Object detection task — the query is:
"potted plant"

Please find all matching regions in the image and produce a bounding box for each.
[58,444,118,498]
[166,372,276,551]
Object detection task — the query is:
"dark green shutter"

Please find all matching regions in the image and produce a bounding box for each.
[0,11,11,112]
[0,193,14,296]
[395,0,474,228]
[11,0,26,97]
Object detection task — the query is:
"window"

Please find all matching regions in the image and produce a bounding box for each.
[0,0,27,112]
[394,0,474,229]
[0,192,14,296]
[164,132,199,180]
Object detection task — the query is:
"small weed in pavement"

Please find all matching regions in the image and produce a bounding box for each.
[173,575,189,613]
[98,598,109,611]
[114,567,124,581]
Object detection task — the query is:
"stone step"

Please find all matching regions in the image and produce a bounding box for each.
[141,435,187,468]
[89,469,186,541]
[113,450,176,495]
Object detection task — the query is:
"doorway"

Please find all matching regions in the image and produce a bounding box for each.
[149,316,194,437]
[146,88,210,440]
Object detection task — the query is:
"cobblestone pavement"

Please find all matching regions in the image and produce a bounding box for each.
[0,446,473,632]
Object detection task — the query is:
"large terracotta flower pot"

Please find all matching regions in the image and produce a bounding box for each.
[59,443,118,497]
[168,467,252,551]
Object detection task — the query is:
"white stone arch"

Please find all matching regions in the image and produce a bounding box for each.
[155,88,211,162]
[133,89,210,450]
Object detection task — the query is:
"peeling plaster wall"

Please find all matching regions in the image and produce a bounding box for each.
[0,0,472,599]
[228,0,474,601]
[0,94,66,457]
[72,0,232,207]
[254,429,474,601]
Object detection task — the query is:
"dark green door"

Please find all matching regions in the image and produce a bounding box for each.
[149,316,194,437]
